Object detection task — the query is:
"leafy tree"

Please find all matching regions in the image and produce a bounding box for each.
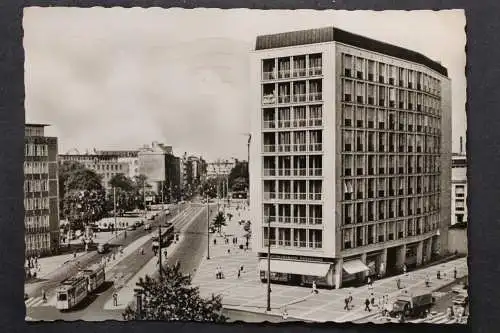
[212,211,226,233]
[228,161,248,191]
[122,265,227,322]
[243,220,251,233]
[63,168,106,230]
[107,174,138,214]
[231,177,248,192]
[58,161,86,219]
[133,174,152,209]
[109,173,135,192]
[200,178,217,198]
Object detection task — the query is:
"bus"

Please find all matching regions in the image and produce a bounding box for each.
[55,274,88,311]
[152,223,175,253]
[81,264,106,293]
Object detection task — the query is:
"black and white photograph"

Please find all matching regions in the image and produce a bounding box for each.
[23,7,467,324]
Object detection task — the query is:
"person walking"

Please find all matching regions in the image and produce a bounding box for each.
[364,297,371,312]
[396,278,402,289]
[113,292,118,307]
[437,270,441,280]
[348,292,353,309]
[213,238,217,246]
[282,306,288,320]
[312,281,318,294]
[237,269,241,279]
[454,267,458,279]
[370,293,375,307]
[42,289,47,303]
[425,274,430,287]
[344,296,350,311]
[240,264,244,273]
[403,264,407,276]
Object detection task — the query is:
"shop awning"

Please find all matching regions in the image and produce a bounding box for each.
[343,260,370,275]
[258,259,331,277]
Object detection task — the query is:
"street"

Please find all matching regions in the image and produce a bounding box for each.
[25,202,209,321]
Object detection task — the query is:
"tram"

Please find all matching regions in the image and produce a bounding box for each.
[55,274,88,310]
[81,263,106,293]
[152,223,175,253]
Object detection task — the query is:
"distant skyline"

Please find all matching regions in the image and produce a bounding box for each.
[24,8,466,161]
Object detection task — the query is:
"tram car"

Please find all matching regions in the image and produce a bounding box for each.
[55,274,88,310]
[152,223,175,253]
[81,263,106,293]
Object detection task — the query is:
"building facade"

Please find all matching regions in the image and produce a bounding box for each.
[250,27,452,288]
[24,124,60,257]
[206,159,236,179]
[96,150,140,180]
[58,153,129,190]
[451,153,467,224]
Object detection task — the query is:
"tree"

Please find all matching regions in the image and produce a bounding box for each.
[231,177,248,192]
[122,265,227,322]
[107,174,138,215]
[133,174,152,209]
[200,178,217,198]
[228,161,248,191]
[212,211,226,233]
[63,168,106,230]
[109,173,135,192]
[58,161,86,219]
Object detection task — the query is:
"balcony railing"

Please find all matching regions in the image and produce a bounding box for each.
[278,144,291,152]
[309,193,322,200]
[277,192,292,200]
[292,144,307,152]
[278,95,291,104]
[293,193,307,200]
[263,144,276,153]
[278,216,292,223]
[293,68,307,77]
[278,70,291,79]
[277,168,292,176]
[263,120,276,129]
[292,119,307,127]
[263,71,276,80]
[264,215,276,223]
[263,169,276,176]
[309,118,323,127]
[263,192,276,200]
[309,168,322,176]
[293,168,307,176]
[292,217,307,224]
[263,95,276,105]
[293,94,307,103]
[309,143,322,152]
[278,120,291,128]
[308,241,322,249]
[309,217,323,225]
[309,67,322,76]
[309,92,322,101]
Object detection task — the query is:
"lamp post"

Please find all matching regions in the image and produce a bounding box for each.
[206,192,210,260]
[159,181,164,281]
[134,288,143,320]
[266,217,271,312]
[113,187,117,233]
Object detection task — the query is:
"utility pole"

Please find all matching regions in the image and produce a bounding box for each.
[143,180,146,219]
[247,134,251,207]
[206,192,210,260]
[113,187,117,234]
[158,222,162,281]
[266,217,271,312]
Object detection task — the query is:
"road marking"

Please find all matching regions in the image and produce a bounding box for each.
[25,296,55,308]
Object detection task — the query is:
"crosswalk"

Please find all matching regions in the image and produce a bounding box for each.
[361,310,468,324]
[25,296,54,308]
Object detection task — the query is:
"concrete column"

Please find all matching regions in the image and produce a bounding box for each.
[396,244,407,270]
[360,253,368,281]
[380,248,388,277]
[425,238,432,262]
[327,264,334,287]
[416,241,424,266]
[334,259,343,289]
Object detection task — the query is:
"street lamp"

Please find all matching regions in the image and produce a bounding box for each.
[206,191,210,260]
[266,217,271,312]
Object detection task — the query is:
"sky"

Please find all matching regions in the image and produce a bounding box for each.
[24,8,466,161]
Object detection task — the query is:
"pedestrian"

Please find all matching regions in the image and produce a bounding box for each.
[396,278,401,289]
[214,238,217,245]
[282,306,288,320]
[237,269,241,279]
[42,289,47,303]
[364,298,371,312]
[454,267,458,279]
[370,293,375,306]
[403,264,407,275]
[344,296,350,310]
[348,292,353,309]
[240,264,244,272]
[425,274,430,287]
[437,270,441,280]
[312,281,318,294]
[113,292,118,306]
[215,267,220,279]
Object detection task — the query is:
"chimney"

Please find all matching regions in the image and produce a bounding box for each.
[460,136,463,154]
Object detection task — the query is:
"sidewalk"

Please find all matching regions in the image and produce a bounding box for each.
[103,235,184,310]
[191,205,468,322]
[25,252,87,281]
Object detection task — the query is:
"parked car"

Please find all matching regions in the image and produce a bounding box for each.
[451,283,468,294]
[134,220,144,227]
[126,225,136,231]
[452,294,468,306]
[97,243,109,254]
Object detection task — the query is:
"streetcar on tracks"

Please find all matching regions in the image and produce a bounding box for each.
[55,264,106,311]
[152,223,175,254]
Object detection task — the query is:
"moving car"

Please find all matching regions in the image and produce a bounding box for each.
[390,289,434,319]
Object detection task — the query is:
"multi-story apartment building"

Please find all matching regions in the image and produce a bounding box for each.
[250,27,452,288]
[206,159,236,179]
[24,124,60,257]
[96,150,140,180]
[58,153,129,190]
[451,153,467,225]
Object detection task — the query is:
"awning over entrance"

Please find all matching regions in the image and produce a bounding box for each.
[258,259,331,277]
[343,259,370,275]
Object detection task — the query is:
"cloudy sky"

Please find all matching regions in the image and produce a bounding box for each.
[24,8,466,161]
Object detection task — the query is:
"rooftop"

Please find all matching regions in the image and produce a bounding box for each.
[255,27,448,77]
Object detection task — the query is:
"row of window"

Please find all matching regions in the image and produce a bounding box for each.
[25,127,44,137]
[25,144,48,157]
[262,54,323,80]
[343,175,441,198]
[262,80,323,105]
[342,105,441,133]
[24,179,49,193]
[341,53,442,96]
[262,105,323,129]
[24,161,49,175]
[342,79,442,112]
[25,233,51,253]
[341,216,439,250]
[24,197,50,211]
[342,195,440,225]
[263,227,323,249]
[86,163,124,172]
[25,215,50,234]
[343,130,441,154]
[342,154,440,175]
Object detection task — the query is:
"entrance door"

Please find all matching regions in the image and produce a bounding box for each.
[386,247,398,275]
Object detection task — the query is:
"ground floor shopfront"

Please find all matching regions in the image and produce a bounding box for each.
[258,235,439,289]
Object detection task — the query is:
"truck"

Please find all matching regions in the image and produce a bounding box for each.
[389,289,434,319]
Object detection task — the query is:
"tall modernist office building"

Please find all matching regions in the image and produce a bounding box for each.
[24,124,60,257]
[250,27,452,288]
